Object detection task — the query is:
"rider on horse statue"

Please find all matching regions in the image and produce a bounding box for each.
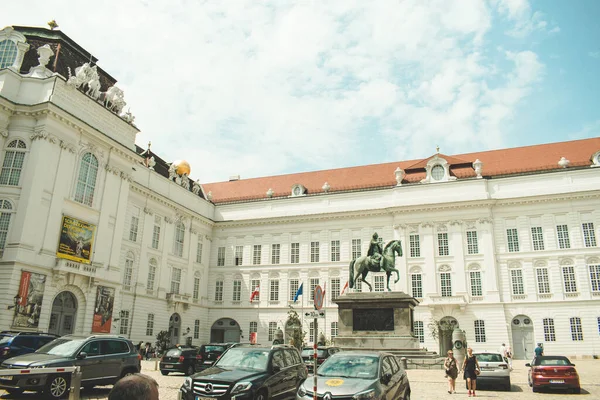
[367,232,383,271]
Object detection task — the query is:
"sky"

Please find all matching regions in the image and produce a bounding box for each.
[3,0,600,183]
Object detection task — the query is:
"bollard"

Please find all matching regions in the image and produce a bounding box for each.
[68,366,82,400]
[400,357,408,370]
[155,359,159,371]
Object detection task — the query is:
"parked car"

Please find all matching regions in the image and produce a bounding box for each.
[468,352,511,391]
[179,344,307,400]
[297,351,411,400]
[0,331,58,362]
[301,346,341,372]
[526,355,580,394]
[160,346,200,375]
[195,343,234,371]
[0,334,141,399]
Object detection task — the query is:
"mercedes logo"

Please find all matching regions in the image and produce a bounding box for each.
[324,393,332,400]
[205,383,213,393]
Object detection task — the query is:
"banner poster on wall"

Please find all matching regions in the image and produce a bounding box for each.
[92,286,115,333]
[11,271,46,328]
[249,332,257,344]
[56,215,96,264]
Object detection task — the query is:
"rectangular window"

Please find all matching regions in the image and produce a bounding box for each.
[235,245,243,266]
[409,234,420,258]
[147,261,156,292]
[119,310,129,335]
[271,244,280,264]
[253,245,262,265]
[331,240,340,262]
[543,318,556,342]
[146,314,154,336]
[173,223,185,257]
[374,275,385,292]
[351,239,362,260]
[331,322,338,339]
[129,214,139,242]
[583,222,597,247]
[438,233,449,256]
[215,280,223,302]
[598,317,600,336]
[309,322,315,343]
[536,268,550,294]
[570,317,583,341]
[170,268,181,294]
[151,225,160,249]
[251,279,260,302]
[440,272,452,297]
[310,242,320,263]
[194,319,200,339]
[470,271,483,296]
[217,247,225,266]
[289,279,299,301]
[193,277,200,300]
[507,228,520,252]
[556,224,570,249]
[562,266,577,293]
[466,231,479,254]
[355,277,362,292]
[310,278,319,301]
[510,269,524,295]
[233,280,241,302]
[531,226,545,251]
[123,257,133,291]
[270,279,279,302]
[414,321,424,343]
[291,243,300,264]
[474,320,486,342]
[196,241,203,264]
[411,274,422,298]
[249,322,257,335]
[268,322,277,342]
[589,265,600,292]
[331,278,340,300]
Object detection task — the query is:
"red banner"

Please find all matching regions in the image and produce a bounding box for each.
[17,272,31,306]
[92,286,115,333]
[249,332,257,344]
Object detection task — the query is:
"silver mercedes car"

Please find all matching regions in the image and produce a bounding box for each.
[296,351,411,400]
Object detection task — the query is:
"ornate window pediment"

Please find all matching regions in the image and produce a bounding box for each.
[291,184,306,197]
[0,27,29,71]
[438,264,451,272]
[591,150,600,168]
[420,155,457,184]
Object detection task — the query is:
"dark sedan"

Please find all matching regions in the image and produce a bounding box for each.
[160,346,199,376]
[526,355,580,394]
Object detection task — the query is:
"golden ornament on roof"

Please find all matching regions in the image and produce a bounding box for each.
[172,160,191,176]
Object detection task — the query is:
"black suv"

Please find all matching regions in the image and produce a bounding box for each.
[0,331,58,362]
[195,343,234,371]
[179,344,307,400]
[160,346,199,375]
[0,334,141,398]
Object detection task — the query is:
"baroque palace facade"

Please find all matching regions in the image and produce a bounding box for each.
[1,25,600,360]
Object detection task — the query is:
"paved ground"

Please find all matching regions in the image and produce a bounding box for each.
[1,359,599,399]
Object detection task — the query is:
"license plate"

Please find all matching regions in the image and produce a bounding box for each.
[204,361,213,364]
[481,367,494,371]
[550,380,564,384]
[0,376,12,380]
[196,397,212,400]
[165,365,173,368]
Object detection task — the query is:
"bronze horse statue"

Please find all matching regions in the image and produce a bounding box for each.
[349,240,403,292]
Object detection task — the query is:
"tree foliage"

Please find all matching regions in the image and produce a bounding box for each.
[155,330,170,355]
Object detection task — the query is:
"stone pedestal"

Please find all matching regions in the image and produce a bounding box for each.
[333,291,420,350]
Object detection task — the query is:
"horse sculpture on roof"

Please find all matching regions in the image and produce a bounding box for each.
[349,239,403,292]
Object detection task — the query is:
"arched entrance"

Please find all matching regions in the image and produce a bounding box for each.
[511,315,534,360]
[439,316,459,356]
[48,291,77,336]
[210,318,241,343]
[169,313,182,347]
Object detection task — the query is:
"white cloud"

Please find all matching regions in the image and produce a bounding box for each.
[494,0,556,37]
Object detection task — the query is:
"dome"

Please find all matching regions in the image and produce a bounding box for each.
[172,160,191,176]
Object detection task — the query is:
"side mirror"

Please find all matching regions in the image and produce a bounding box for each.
[77,352,88,360]
[525,363,531,367]
[571,363,576,367]
[381,373,392,385]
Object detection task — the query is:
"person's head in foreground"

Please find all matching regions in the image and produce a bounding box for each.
[108,373,159,400]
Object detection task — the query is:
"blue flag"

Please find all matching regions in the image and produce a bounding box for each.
[293,283,303,303]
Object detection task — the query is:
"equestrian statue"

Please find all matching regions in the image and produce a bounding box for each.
[349,232,403,292]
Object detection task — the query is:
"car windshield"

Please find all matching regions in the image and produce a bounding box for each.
[36,338,85,356]
[166,349,182,357]
[475,353,503,362]
[215,348,269,371]
[317,355,379,379]
[302,349,328,358]
[536,357,571,366]
[0,337,12,345]
[205,346,226,352]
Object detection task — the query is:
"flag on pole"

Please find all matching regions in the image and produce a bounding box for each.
[341,281,349,295]
[250,285,260,301]
[293,283,303,303]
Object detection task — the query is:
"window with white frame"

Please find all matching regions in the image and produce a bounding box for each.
[589,264,600,292]
[251,279,260,302]
[289,279,299,301]
[173,222,185,257]
[268,322,277,341]
[562,266,577,293]
[215,280,223,301]
[531,227,545,251]
[0,200,13,257]
[217,247,225,266]
[129,208,140,242]
[438,233,449,256]
[170,267,181,294]
[249,321,257,335]
[582,223,597,247]
[506,228,520,252]
[510,269,524,295]
[0,139,26,186]
[309,278,319,301]
[470,271,482,296]
[474,320,486,342]
[597,317,600,336]
[271,244,280,264]
[556,225,570,249]
[331,240,340,261]
[193,277,200,300]
[309,321,315,343]
[374,275,385,292]
[409,234,420,257]
[270,279,279,302]
[351,239,362,259]
[331,278,340,300]
[291,243,300,263]
[196,240,203,264]
[0,40,19,69]
[123,252,134,291]
[570,317,583,341]
[147,259,157,292]
[411,273,422,298]
[253,245,261,265]
[331,322,338,339]
[543,318,556,341]
[151,216,161,249]
[536,268,550,294]
[440,272,452,297]
[235,245,243,265]
[355,277,362,292]
[194,319,200,339]
[146,313,154,336]
[119,310,130,335]
[414,321,424,343]
[311,242,320,263]
[232,279,241,302]
[74,153,99,207]
[466,231,479,254]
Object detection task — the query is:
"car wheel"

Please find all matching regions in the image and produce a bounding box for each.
[532,386,539,393]
[45,374,70,399]
[161,370,169,376]
[186,365,195,376]
[5,388,25,395]
[505,379,511,391]
[254,389,268,400]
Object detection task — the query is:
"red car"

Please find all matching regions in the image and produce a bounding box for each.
[526,355,580,394]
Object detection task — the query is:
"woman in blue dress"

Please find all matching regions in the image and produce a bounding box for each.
[462,347,480,397]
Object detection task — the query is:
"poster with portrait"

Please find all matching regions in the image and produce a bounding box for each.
[56,216,96,264]
[11,271,46,328]
[92,286,115,333]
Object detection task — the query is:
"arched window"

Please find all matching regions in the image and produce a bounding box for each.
[123,252,134,290]
[75,153,99,206]
[0,40,18,69]
[173,222,185,257]
[0,139,26,186]
[0,200,13,256]
[147,258,157,291]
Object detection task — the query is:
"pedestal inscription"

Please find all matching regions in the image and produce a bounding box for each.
[354,308,394,331]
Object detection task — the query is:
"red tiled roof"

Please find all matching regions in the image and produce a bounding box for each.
[202,138,600,204]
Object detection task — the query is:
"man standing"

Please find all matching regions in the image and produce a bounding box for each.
[499,343,507,358]
[534,343,544,360]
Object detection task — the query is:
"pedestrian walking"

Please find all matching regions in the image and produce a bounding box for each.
[145,342,152,360]
[534,343,544,361]
[462,347,480,397]
[444,350,458,394]
[506,345,513,370]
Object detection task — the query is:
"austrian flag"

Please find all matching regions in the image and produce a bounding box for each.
[250,286,260,301]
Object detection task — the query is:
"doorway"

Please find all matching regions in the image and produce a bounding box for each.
[169,313,181,347]
[511,315,534,360]
[210,318,241,343]
[439,316,459,356]
[48,291,77,336]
